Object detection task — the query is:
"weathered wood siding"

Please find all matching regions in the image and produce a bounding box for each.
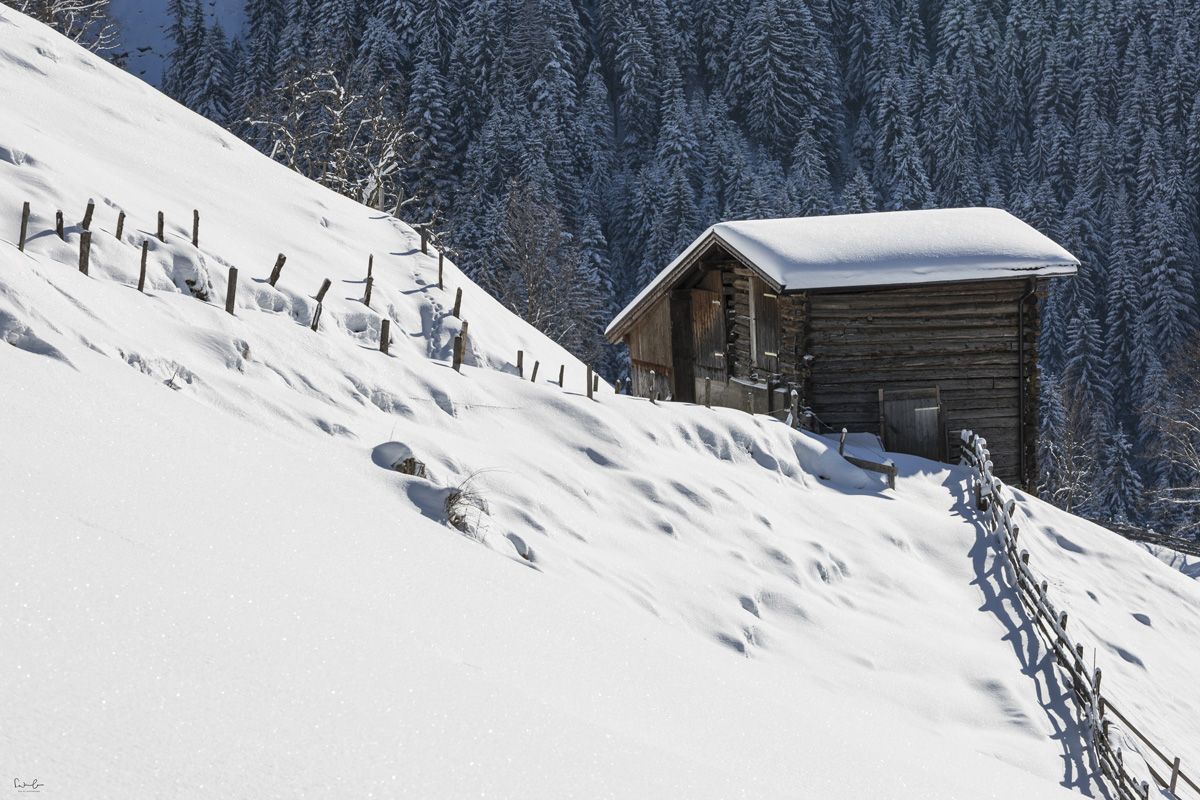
[626,298,673,399]
[800,280,1038,482]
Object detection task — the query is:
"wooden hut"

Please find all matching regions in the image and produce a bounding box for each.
[605,208,1079,487]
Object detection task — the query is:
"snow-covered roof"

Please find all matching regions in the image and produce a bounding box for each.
[606,208,1078,341]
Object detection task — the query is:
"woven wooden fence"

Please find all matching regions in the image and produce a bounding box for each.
[962,430,1197,800]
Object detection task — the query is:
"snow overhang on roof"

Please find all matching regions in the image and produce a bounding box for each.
[605,207,1080,343]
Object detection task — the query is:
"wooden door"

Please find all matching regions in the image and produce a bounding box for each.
[691,288,726,380]
[878,387,945,461]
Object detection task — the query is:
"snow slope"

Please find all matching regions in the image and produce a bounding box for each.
[2,10,1197,798]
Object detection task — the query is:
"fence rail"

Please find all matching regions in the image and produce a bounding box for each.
[961,430,1196,800]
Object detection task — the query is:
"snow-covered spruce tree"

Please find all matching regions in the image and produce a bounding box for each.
[188,19,233,124]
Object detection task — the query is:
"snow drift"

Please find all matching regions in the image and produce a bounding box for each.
[1,9,1197,799]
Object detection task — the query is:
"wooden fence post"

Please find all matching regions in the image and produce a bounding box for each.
[82,200,94,231]
[650,370,657,403]
[367,253,374,279]
[18,202,29,251]
[438,252,444,289]
[452,335,464,372]
[705,377,713,408]
[530,361,539,383]
[420,225,429,254]
[517,350,524,378]
[192,209,199,247]
[558,365,565,387]
[115,210,125,241]
[452,287,462,317]
[452,321,468,372]
[225,267,238,315]
[586,365,594,399]
[55,210,64,239]
[138,240,148,291]
[268,253,286,286]
[363,276,374,307]
[380,318,391,354]
[1169,757,1181,794]
[78,230,91,274]
[309,278,332,332]
[593,373,599,394]
[156,211,164,242]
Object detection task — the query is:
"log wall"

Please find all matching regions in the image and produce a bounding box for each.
[625,263,1042,485]
[799,280,1038,483]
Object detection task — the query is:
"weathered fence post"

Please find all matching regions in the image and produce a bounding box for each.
[78,230,91,274]
[558,365,565,387]
[225,267,238,315]
[746,391,753,414]
[380,318,391,354]
[517,350,524,378]
[364,254,374,305]
[452,323,468,372]
[438,252,444,289]
[267,253,286,286]
[138,241,148,291]
[593,373,599,394]
[310,278,331,331]
[115,210,125,241]
[1169,757,1182,794]
[650,370,657,403]
[18,202,29,251]
[192,209,199,247]
[419,225,429,254]
[705,376,712,408]
[452,335,464,372]
[452,287,463,317]
[530,361,539,383]
[156,211,164,242]
[55,210,64,239]
[82,200,94,231]
[586,365,594,399]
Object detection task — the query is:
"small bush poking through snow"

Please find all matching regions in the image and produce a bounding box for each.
[445,473,490,540]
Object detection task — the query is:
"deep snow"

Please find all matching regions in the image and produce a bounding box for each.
[2,10,1197,799]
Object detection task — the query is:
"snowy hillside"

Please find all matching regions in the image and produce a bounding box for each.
[2,11,1198,799]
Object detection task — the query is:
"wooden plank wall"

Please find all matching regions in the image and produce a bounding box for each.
[799,280,1037,481]
[627,299,673,398]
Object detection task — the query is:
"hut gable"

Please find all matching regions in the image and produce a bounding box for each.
[607,208,1079,488]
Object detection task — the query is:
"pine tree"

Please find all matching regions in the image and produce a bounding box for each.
[841,167,878,213]
[188,19,234,124]
[786,124,834,216]
[404,41,458,224]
